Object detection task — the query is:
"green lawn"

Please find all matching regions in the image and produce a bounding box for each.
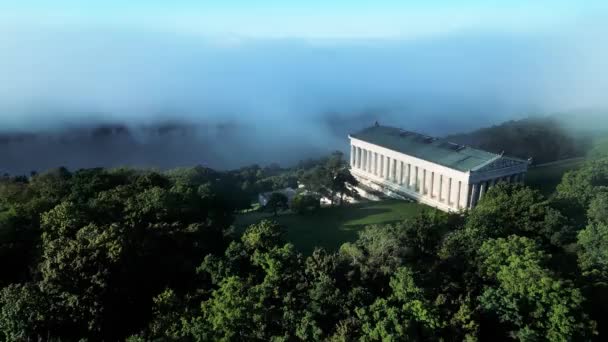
[235,200,429,254]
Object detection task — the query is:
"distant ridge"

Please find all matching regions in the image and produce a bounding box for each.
[446,116,592,165]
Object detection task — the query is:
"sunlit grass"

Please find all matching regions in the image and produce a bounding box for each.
[235,200,429,254]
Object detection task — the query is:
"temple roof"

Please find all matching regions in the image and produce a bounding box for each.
[350,125,524,172]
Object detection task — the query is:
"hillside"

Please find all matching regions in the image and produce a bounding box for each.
[447,116,592,164]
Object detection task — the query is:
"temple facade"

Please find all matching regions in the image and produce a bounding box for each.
[349,125,529,212]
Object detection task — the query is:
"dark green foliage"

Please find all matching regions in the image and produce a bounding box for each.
[356,267,443,341]
[222,163,300,203]
[478,236,595,340]
[441,183,575,262]
[300,151,359,206]
[2,153,608,341]
[556,158,608,211]
[588,192,608,225]
[264,192,289,216]
[448,116,591,165]
[0,284,48,341]
[183,220,307,341]
[291,193,320,214]
[578,223,608,283]
[0,167,239,340]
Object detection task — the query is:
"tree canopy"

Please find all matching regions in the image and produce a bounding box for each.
[1,157,608,341]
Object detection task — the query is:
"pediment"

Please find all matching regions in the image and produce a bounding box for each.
[474,157,525,172]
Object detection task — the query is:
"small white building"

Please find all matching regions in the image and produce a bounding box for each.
[349,125,529,212]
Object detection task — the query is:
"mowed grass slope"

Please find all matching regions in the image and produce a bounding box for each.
[236,200,429,254]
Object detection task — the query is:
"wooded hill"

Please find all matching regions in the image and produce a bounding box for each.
[1,154,608,340]
[447,116,592,164]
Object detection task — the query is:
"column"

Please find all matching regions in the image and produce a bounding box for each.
[351,145,355,167]
[360,150,365,171]
[438,175,444,202]
[447,178,453,205]
[437,175,443,200]
[398,161,404,185]
[466,184,474,208]
[395,160,403,185]
[385,156,391,180]
[373,153,378,175]
[395,161,400,184]
[470,184,479,208]
[430,172,435,198]
[383,156,387,179]
[406,164,412,188]
[414,166,419,192]
[416,166,424,194]
[479,182,486,200]
[370,152,374,174]
[456,180,461,208]
[393,161,397,183]
[359,148,364,169]
[422,169,427,195]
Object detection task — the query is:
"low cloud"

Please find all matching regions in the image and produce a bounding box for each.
[0,24,606,174]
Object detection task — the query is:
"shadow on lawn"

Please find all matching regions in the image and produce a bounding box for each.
[234,200,427,254]
[341,218,406,232]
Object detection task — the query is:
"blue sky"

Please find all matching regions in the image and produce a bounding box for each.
[0,1,606,136]
[2,1,606,39]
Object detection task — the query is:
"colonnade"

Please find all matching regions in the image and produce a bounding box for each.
[350,144,526,210]
[351,145,468,209]
[466,173,526,208]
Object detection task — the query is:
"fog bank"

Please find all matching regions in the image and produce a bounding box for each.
[0,24,606,174]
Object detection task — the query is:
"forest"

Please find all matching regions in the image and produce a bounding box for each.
[447,116,592,165]
[0,115,607,341]
[0,151,608,340]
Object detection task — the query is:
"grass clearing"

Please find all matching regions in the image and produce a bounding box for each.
[235,200,429,254]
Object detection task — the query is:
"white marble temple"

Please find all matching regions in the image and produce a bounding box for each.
[349,126,529,212]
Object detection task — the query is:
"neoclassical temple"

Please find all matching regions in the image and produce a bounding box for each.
[349,125,529,212]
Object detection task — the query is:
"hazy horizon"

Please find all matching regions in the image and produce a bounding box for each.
[1,1,607,173]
